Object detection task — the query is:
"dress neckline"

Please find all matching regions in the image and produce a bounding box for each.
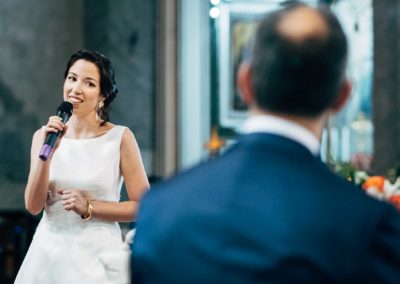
[62,125,118,141]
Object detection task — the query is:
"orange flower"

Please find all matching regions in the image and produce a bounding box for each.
[389,194,400,210]
[362,176,386,192]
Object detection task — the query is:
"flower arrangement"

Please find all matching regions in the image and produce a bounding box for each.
[358,173,400,209]
[333,158,400,210]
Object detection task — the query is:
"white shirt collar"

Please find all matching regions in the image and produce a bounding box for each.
[240,114,320,156]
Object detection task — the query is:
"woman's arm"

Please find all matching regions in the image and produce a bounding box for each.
[25,116,66,215]
[60,128,150,222]
[25,129,52,215]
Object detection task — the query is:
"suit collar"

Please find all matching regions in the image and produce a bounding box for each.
[240,115,320,156]
[234,133,320,160]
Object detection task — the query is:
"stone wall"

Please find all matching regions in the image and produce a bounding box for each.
[373,0,400,174]
[84,0,155,173]
[0,0,84,209]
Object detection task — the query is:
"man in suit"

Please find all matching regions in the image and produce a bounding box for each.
[132,2,400,283]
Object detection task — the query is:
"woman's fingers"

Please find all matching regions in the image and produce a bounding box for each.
[46,116,64,133]
[61,198,77,210]
[46,118,68,153]
[58,189,87,215]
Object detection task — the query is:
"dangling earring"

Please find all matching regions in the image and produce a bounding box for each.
[96,101,104,122]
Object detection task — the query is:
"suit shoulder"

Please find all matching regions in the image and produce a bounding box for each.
[142,157,225,202]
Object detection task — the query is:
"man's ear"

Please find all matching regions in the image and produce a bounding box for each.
[331,78,351,113]
[237,63,255,106]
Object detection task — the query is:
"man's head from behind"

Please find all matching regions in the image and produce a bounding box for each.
[239,2,349,118]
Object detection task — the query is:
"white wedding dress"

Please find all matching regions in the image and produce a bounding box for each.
[15,125,130,284]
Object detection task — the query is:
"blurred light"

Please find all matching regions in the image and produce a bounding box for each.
[209,7,220,18]
[210,0,220,5]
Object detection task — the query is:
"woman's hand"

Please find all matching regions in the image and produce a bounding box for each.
[57,189,89,216]
[44,116,68,153]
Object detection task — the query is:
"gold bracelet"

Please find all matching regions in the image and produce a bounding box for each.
[81,200,93,221]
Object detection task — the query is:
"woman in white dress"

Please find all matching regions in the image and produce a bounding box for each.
[15,50,149,284]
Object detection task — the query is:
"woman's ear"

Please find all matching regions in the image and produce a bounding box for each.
[331,78,351,113]
[237,63,255,107]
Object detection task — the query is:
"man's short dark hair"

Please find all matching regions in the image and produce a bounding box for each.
[250,3,348,117]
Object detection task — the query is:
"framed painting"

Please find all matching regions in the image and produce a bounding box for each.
[214,1,280,132]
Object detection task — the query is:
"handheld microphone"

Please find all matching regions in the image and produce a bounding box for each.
[39,101,73,161]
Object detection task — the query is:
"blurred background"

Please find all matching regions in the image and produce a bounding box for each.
[0,0,397,282]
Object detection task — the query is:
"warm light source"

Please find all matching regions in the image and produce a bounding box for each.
[204,127,226,158]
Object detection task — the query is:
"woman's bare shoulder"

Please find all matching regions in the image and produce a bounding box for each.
[33,127,44,139]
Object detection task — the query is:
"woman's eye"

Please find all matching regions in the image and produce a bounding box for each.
[67,76,76,81]
[87,82,96,87]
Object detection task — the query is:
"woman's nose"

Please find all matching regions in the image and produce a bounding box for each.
[72,82,83,94]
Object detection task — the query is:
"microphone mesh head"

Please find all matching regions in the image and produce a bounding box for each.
[57,101,73,116]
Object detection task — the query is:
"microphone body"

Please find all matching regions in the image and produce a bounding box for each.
[39,102,73,161]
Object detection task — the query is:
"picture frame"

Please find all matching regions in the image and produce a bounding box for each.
[216,1,280,131]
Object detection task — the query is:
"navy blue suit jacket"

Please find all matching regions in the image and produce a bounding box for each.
[132,133,400,283]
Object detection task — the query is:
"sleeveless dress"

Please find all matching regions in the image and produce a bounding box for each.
[15,125,131,284]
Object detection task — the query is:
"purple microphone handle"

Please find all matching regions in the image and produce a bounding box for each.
[39,144,53,161]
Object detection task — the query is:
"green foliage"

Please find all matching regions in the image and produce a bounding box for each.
[332,162,357,183]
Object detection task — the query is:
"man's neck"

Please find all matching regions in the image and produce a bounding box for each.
[250,108,329,142]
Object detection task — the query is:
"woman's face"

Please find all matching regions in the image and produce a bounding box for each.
[63,59,102,117]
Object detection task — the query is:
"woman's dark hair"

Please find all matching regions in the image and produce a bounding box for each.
[64,49,118,125]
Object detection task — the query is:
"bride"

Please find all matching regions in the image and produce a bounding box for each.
[14,49,149,284]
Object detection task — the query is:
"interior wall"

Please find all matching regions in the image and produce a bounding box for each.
[154,0,178,178]
[373,0,400,174]
[84,0,156,176]
[0,0,84,209]
[179,0,211,170]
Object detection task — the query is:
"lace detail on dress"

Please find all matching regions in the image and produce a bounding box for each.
[42,200,119,246]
